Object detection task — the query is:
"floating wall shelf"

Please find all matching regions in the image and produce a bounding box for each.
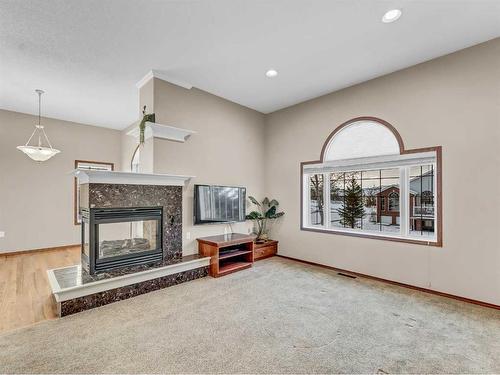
[72,169,194,186]
[126,122,196,143]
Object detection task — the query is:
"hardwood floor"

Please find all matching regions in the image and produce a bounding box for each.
[0,246,80,333]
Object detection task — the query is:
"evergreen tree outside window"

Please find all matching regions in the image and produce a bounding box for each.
[337,177,365,228]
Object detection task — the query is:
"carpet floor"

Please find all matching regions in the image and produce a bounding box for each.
[0,257,499,374]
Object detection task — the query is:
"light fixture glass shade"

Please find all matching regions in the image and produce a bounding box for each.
[266,69,278,78]
[382,9,402,23]
[16,145,61,161]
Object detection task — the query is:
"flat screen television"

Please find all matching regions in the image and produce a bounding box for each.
[194,184,246,225]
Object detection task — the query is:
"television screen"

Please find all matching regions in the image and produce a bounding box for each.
[194,185,246,224]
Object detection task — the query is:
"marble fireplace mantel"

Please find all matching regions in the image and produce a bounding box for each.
[72,169,194,186]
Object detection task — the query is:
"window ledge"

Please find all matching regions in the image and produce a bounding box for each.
[301,225,441,247]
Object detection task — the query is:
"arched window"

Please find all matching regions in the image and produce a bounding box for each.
[301,117,442,246]
[388,192,399,211]
[131,147,141,172]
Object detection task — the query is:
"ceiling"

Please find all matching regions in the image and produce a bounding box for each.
[1,0,499,130]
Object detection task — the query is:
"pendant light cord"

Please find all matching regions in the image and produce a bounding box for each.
[24,127,39,147]
[38,90,41,126]
[24,90,54,149]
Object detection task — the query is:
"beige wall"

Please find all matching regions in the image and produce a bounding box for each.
[121,80,156,173]
[264,38,500,305]
[151,79,266,255]
[1,38,498,305]
[0,110,122,252]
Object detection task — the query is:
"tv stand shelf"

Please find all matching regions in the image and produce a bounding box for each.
[218,261,252,276]
[218,249,253,260]
[197,233,255,277]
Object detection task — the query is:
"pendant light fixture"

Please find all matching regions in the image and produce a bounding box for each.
[17,89,61,161]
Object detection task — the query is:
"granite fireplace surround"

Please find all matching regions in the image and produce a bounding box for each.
[47,170,210,317]
[80,182,184,262]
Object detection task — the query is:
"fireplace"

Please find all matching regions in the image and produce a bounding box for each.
[82,207,163,274]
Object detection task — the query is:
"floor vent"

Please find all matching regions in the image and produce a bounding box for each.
[337,272,357,279]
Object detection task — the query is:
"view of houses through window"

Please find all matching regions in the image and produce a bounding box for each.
[409,164,435,236]
[307,164,435,239]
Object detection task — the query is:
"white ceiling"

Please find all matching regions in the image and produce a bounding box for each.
[1,0,499,130]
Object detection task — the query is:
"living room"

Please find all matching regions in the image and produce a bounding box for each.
[0,1,499,373]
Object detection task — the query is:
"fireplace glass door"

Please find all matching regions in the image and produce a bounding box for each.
[98,219,159,259]
[82,207,163,274]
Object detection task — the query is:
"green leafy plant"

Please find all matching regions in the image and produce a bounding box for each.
[139,105,155,144]
[246,196,284,242]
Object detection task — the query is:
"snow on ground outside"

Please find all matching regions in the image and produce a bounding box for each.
[311,201,434,237]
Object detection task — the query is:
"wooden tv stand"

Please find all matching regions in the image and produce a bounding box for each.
[197,233,254,277]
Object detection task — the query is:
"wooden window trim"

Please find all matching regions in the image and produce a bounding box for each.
[74,160,114,225]
[300,116,443,247]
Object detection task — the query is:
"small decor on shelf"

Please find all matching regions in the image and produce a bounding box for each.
[246,196,284,243]
[130,106,155,171]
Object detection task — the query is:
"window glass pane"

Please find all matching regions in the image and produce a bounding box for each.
[361,169,379,180]
[338,174,363,229]
[410,164,434,178]
[304,158,438,243]
[345,171,361,180]
[381,168,400,179]
[361,170,381,233]
[330,173,344,228]
[328,168,401,234]
[380,171,401,234]
[309,174,324,226]
[409,165,435,237]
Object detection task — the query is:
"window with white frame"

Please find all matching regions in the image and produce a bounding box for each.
[301,118,441,245]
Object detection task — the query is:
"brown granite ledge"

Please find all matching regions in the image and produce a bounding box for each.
[81,254,203,284]
[59,266,209,317]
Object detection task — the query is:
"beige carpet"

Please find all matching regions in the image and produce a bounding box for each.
[0,257,499,374]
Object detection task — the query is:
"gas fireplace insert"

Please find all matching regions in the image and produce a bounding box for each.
[81,207,163,274]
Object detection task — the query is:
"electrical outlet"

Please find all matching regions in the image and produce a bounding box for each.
[186,232,191,240]
[0,231,4,238]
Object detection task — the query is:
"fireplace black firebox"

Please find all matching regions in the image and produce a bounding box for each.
[81,207,163,274]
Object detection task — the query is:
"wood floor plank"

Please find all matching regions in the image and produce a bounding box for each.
[0,246,80,333]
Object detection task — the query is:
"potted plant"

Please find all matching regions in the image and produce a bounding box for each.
[246,197,284,243]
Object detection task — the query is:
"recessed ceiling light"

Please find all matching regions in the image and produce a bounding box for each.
[265,69,278,78]
[382,9,402,23]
